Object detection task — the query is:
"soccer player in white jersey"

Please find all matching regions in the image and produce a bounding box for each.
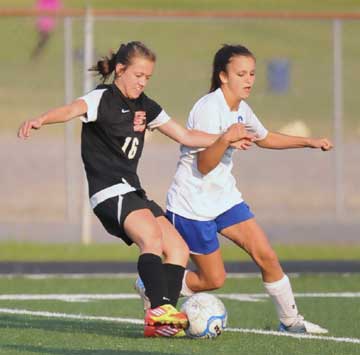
[18,41,251,338]
[165,44,333,334]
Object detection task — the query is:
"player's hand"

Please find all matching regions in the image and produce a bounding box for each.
[308,138,333,151]
[230,139,253,150]
[223,123,255,143]
[17,118,43,139]
[133,111,146,132]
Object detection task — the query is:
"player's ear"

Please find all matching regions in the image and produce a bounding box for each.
[219,71,228,84]
[115,63,126,77]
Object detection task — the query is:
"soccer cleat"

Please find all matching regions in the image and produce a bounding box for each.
[144,324,186,337]
[278,315,328,334]
[134,276,151,310]
[144,304,189,329]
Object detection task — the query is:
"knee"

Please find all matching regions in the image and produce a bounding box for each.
[203,272,226,290]
[178,243,190,262]
[138,226,163,254]
[163,241,189,267]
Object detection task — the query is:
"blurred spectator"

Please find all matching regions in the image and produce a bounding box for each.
[31,0,62,58]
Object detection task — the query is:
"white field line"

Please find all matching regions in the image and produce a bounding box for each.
[0,273,291,279]
[0,273,139,279]
[0,292,360,303]
[226,327,360,344]
[0,294,138,302]
[0,307,142,325]
[0,307,359,345]
[218,292,360,300]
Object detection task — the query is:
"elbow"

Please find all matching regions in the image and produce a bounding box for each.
[197,158,212,175]
[255,139,266,148]
[198,166,210,175]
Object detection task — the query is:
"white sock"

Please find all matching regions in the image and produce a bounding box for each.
[180,270,195,297]
[263,274,299,326]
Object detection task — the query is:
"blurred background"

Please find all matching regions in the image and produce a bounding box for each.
[1,0,359,246]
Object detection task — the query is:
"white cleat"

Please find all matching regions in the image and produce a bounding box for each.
[134,276,151,311]
[279,316,328,334]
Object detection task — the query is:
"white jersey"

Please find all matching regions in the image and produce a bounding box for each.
[166,88,268,220]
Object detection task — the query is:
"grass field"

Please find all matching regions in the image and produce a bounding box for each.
[1,1,360,137]
[1,242,360,262]
[0,274,359,355]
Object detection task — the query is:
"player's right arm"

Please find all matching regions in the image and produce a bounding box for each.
[17,99,87,139]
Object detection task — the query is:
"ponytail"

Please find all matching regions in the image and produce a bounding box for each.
[89,52,117,83]
[89,41,156,83]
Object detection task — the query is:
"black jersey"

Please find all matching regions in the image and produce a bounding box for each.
[80,83,170,197]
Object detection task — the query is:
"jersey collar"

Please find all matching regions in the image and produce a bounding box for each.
[111,83,145,112]
[214,88,242,113]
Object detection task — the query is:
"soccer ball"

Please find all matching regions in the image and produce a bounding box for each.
[180,292,227,339]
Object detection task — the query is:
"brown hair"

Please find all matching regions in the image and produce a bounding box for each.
[90,41,156,82]
[210,44,255,92]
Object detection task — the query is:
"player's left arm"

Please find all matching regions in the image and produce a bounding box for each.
[156,119,220,147]
[158,119,254,149]
[256,131,333,151]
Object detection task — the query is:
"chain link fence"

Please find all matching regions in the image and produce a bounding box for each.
[1,10,359,243]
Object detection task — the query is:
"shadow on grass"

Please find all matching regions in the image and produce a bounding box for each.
[0,314,141,339]
[0,344,172,355]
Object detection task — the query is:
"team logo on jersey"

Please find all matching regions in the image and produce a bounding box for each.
[237,115,244,123]
[133,111,146,132]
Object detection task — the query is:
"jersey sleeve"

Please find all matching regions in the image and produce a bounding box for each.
[244,103,268,140]
[78,88,107,123]
[188,99,222,134]
[144,96,171,130]
[183,98,222,153]
[147,110,171,130]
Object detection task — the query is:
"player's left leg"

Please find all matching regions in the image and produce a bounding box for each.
[135,212,223,307]
[220,217,327,334]
[220,217,283,282]
[124,209,188,331]
[157,216,189,267]
[132,215,189,335]
[135,216,189,308]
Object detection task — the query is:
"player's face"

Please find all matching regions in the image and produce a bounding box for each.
[115,57,155,99]
[220,55,256,101]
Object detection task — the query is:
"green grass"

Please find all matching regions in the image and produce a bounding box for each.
[1,241,360,261]
[0,274,359,354]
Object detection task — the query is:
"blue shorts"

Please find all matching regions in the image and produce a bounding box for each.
[166,202,254,255]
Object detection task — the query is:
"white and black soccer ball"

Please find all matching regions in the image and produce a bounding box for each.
[180,292,227,339]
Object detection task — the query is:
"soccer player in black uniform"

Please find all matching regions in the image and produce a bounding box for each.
[18,41,251,337]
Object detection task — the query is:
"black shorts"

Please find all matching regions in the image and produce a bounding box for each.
[93,189,164,245]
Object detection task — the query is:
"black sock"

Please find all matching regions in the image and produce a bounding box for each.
[163,263,185,307]
[137,253,169,308]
